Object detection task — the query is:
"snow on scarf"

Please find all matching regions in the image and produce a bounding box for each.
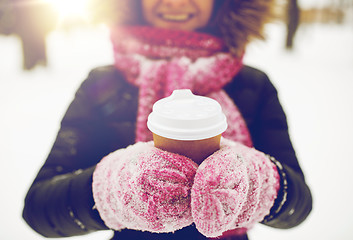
[110,26,252,147]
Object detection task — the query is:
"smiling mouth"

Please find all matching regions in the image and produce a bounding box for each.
[158,13,194,22]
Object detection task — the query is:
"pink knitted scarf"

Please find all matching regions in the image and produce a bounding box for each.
[111,26,252,147]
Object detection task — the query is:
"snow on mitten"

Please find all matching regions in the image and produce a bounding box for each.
[92,141,198,233]
[191,138,280,238]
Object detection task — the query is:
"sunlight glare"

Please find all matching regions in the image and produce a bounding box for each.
[45,0,90,20]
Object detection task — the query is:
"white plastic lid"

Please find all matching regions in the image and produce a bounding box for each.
[147,89,227,140]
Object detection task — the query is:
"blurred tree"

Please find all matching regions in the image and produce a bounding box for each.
[0,0,14,35]
[285,0,300,49]
[0,0,58,70]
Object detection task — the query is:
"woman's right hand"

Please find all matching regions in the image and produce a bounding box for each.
[92,141,198,233]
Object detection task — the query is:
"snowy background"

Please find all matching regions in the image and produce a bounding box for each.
[1,15,353,240]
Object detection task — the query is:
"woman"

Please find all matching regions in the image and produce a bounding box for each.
[22,1,312,239]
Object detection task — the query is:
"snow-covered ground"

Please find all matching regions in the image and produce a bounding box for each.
[1,21,353,240]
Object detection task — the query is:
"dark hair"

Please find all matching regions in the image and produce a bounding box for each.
[91,0,275,57]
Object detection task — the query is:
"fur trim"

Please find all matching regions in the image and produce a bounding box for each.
[217,0,276,57]
[91,0,276,57]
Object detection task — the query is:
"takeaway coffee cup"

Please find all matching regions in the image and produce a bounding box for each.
[147,89,227,164]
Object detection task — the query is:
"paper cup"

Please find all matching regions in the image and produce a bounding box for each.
[147,89,227,164]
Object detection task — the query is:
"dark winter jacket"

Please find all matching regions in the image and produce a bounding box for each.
[22,65,312,239]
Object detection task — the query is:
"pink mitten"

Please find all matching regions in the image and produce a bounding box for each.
[191,138,280,238]
[92,141,198,233]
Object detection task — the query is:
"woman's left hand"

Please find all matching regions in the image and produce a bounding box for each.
[191,138,280,237]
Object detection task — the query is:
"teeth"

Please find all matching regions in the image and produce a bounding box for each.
[161,14,190,21]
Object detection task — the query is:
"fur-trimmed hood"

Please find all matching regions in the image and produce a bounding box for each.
[215,0,276,56]
[91,0,276,57]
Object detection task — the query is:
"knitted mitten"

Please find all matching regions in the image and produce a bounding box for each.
[92,141,198,233]
[191,138,280,238]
